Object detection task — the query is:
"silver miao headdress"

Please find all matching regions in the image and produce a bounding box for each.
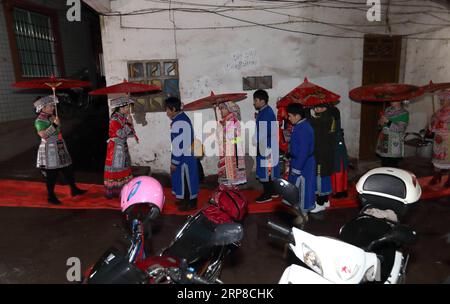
[110,96,135,109]
[33,95,59,113]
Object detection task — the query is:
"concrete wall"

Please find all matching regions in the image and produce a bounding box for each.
[99,0,450,174]
[0,0,98,123]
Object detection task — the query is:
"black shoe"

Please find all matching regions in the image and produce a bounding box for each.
[71,187,87,197]
[333,191,348,199]
[255,193,272,203]
[175,200,184,206]
[48,196,62,205]
[178,199,197,212]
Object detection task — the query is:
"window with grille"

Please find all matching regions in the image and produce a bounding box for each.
[127,60,180,113]
[12,7,60,78]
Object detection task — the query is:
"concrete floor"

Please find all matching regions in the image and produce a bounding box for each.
[0,104,449,284]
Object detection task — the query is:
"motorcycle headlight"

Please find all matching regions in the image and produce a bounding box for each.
[302,243,323,276]
[363,265,375,282]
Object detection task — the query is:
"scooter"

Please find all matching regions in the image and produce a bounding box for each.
[85,178,246,284]
[269,167,421,284]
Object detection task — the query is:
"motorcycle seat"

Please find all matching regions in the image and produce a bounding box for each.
[339,215,395,249]
[163,212,218,265]
[339,216,405,283]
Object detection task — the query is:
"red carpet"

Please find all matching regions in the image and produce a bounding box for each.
[0,177,448,215]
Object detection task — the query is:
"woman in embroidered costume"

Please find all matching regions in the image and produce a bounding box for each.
[428,90,450,186]
[376,101,409,168]
[329,105,349,198]
[217,101,247,186]
[104,97,139,198]
[34,95,86,205]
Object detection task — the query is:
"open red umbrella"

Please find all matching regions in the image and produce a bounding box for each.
[183,91,247,121]
[12,75,91,116]
[421,81,450,113]
[12,75,90,90]
[349,83,425,102]
[183,91,247,111]
[421,81,450,93]
[277,78,340,108]
[89,79,160,95]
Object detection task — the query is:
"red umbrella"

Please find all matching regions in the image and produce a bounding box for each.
[421,81,450,93]
[421,81,450,113]
[12,75,91,116]
[89,79,160,95]
[277,78,340,108]
[183,91,247,121]
[349,83,425,102]
[183,91,247,111]
[12,75,90,90]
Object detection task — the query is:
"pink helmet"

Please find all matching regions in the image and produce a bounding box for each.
[120,176,165,221]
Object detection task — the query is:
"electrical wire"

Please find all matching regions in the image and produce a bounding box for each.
[169,0,178,58]
[104,1,450,40]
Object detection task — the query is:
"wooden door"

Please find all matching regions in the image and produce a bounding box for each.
[359,35,402,160]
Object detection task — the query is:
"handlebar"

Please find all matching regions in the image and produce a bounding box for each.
[267,221,291,236]
[185,272,212,285]
[164,267,212,284]
[267,221,295,244]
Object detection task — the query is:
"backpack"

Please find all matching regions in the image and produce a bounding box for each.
[202,185,248,224]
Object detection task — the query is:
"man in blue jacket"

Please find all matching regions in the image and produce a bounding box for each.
[165,97,199,211]
[286,103,317,212]
[253,89,280,203]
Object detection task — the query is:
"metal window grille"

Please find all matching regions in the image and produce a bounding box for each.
[13,7,59,78]
[128,60,180,112]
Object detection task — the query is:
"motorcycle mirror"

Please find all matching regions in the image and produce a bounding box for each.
[272,178,298,207]
[210,223,243,246]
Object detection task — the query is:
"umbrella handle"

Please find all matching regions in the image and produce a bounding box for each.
[432,95,435,114]
[213,103,219,122]
[52,87,59,118]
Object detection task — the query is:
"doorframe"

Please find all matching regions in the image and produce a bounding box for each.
[358,34,403,160]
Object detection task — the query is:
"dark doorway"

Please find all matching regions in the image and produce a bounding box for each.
[359,35,402,160]
[65,4,108,174]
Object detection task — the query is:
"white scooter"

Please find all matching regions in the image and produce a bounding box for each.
[269,167,421,284]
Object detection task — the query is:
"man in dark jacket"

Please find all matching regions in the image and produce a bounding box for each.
[308,104,336,213]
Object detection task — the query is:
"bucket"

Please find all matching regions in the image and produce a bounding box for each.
[416,140,433,159]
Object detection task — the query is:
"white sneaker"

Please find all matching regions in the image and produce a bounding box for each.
[309,201,330,214]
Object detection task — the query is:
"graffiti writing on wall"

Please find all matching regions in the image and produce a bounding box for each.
[224,49,259,72]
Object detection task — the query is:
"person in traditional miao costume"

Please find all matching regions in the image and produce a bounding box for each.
[217,101,247,186]
[253,89,281,203]
[104,97,138,199]
[308,104,336,213]
[165,97,199,212]
[34,95,86,205]
[376,101,409,168]
[428,90,450,186]
[286,103,317,213]
[329,105,349,198]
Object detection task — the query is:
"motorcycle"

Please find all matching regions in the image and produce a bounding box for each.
[269,167,421,284]
[85,177,247,284]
